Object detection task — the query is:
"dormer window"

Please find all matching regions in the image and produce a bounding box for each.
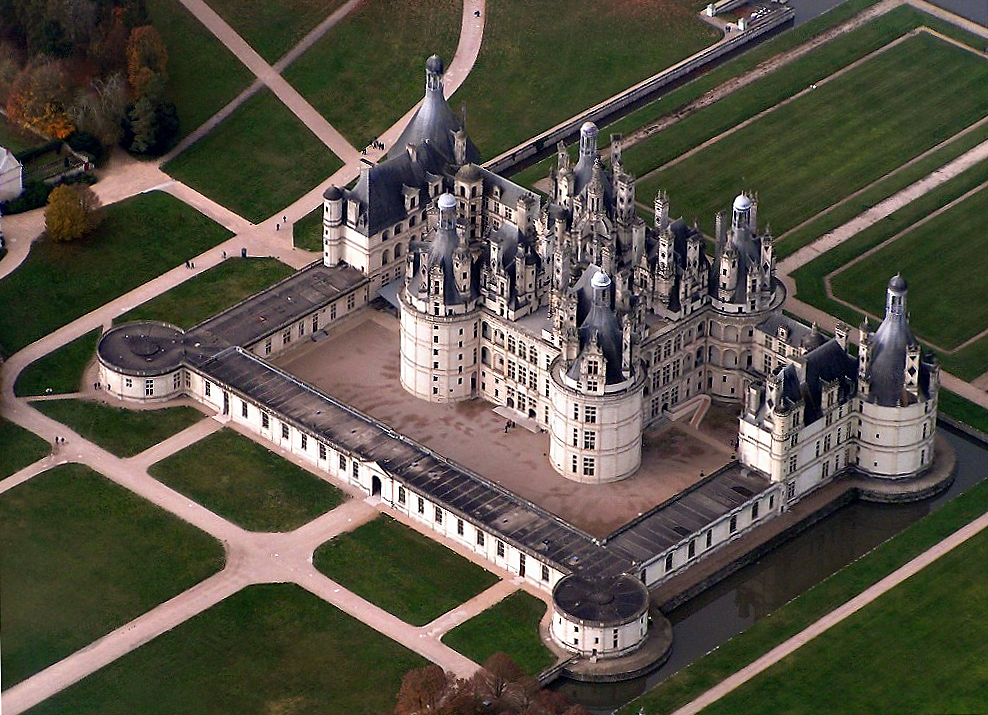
[587,359,599,376]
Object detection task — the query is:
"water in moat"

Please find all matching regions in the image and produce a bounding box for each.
[554,425,988,713]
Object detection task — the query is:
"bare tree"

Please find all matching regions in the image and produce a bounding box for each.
[395,664,449,715]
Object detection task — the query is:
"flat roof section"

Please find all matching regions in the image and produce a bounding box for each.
[190,262,367,349]
[275,312,737,538]
[97,322,186,376]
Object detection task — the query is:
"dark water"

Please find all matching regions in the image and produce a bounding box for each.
[788,0,988,24]
[555,426,988,713]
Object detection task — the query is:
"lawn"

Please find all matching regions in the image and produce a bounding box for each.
[293,205,323,252]
[149,428,344,532]
[23,583,427,715]
[0,113,46,154]
[0,463,223,688]
[791,156,988,381]
[33,400,204,458]
[700,518,988,714]
[14,328,101,397]
[284,0,460,150]
[830,182,988,351]
[635,32,988,237]
[115,257,295,329]
[939,391,988,435]
[0,191,233,356]
[314,515,500,625]
[204,0,348,64]
[164,89,342,223]
[620,466,988,714]
[451,0,718,158]
[146,0,254,140]
[0,417,49,479]
[442,591,555,676]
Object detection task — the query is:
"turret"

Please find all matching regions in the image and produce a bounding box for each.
[654,190,669,233]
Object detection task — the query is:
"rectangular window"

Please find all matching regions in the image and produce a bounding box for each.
[496,540,505,558]
[705,530,712,548]
[262,412,270,429]
[282,423,290,440]
[789,454,798,474]
[241,400,248,418]
[312,314,319,332]
[457,519,464,536]
[145,379,154,396]
[477,530,485,547]
[688,540,696,558]
[572,428,579,447]
[573,403,580,420]
[583,431,596,450]
[583,457,595,477]
[300,433,307,450]
[729,515,738,533]
[435,506,443,524]
[125,377,133,388]
[417,496,424,514]
[347,293,355,309]
[665,553,674,572]
[542,564,550,581]
[331,303,337,320]
[173,372,181,390]
[319,443,327,460]
[752,501,759,519]
[339,455,346,471]
[264,338,272,355]
[283,328,292,344]
[787,480,796,500]
[298,322,304,337]
[398,486,406,503]
[585,406,597,423]
[352,461,359,479]
[572,455,577,473]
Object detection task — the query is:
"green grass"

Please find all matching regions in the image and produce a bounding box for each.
[700,517,988,714]
[284,0,460,149]
[14,329,101,397]
[450,0,718,157]
[204,0,348,64]
[0,463,223,688]
[830,182,988,351]
[776,118,988,259]
[23,583,428,715]
[0,191,233,357]
[442,591,555,676]
[115,257,294,329]
[164,89,342,223]
[0,114,46,153]
[940,390,988,435]
[33,400,204,458]
[0,417,49,479]
[620,469,988,714]
[146,0,254,140]
[293,205,323,252]
[149,429,344,532]
[791,156,988,381]
[635,32,988,236]
[314,515,500,625]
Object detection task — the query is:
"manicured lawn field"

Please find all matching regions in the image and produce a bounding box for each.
[284,0,460,149]
[792,157,988,381]
[451,0,718,157]
[830,182,988,351]
[700,518,988,714]
[149,429,344,532]
[0,418,49,479]
[205,0,348,64]
[293,206,323,252]
[14,329,101,397]
[33,400,204,458]
[24,583,427,715]
[0,463,223,688]
[146,0,253,140]
[115,257,294,329]
[314,515,499,625]
[620,468,988,714]
[442,591,555,676]
[0,192,233,356]
[0,114,46,153]
[635,31,988,236]
[164,90,342,223]
[939,391,988,435]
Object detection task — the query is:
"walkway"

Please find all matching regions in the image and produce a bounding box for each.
[670,505,988,715]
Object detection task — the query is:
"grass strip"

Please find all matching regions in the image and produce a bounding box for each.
[33,400,203,458]
[149,429,344,532]
[0,192,233,356]
[115,258,294,329]
[0,417,49,479]
[293,205,323,252]
[23,583,427,715]
[314,515,499,626]
[619,461,988,714]
[442,591,555,676]
[0,463,223,688]
[14,329,101,397]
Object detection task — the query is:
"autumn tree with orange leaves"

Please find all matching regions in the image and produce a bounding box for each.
[6,61,76,139]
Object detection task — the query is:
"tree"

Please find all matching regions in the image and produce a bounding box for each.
[395,664,449,715]
[126,24,166,96]
[44,183,102,242]
[121,93,178,155]
[479,652,525,700]
[6,60,75,138]
[69,72,127,148]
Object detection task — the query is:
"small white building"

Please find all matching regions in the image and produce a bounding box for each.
[0,147,23,202]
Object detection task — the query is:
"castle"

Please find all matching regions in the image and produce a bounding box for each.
[98,55,941,666]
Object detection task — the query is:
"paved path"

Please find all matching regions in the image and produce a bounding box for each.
[670,506,988,715]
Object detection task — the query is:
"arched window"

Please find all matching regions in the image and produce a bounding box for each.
[394,243,402,258]
[382,250,390,265]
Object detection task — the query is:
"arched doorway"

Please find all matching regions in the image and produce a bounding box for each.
[528,408,536,419]
[371,476,382,496]
[507,397,515,408]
